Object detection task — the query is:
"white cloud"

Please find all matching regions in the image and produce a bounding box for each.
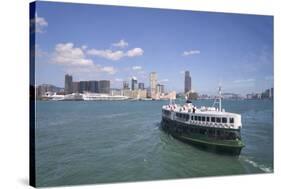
[52,42,117,75]
[35,13,48,33]
[112,40,128,48]
[65,64,117,75]
[160,79,169,82]
[182,50,200,56]
[233,78,256,83]
[82,45,88,50]
[53,43,93,66]
[101,66,117,75]
[115,78,123,82]
[87,49,125,61]
[132,66,142,71]
[87,47,144,61]
[127,48,144,57]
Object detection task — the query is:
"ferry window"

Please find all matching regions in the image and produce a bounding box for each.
[198,116,201,121]
[186,114,190,121]
[222,117,227,123]
[202,117,206,121]
[195,116,198,121]
[211,117,215,122]
[191,116,193,120]
[216,117,221,123]
[230,118,234,123]
[207,117,210,122]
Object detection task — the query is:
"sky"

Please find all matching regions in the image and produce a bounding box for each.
[33,1,273,95]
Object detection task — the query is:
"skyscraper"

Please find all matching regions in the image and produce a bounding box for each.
[138,82,145,90]
[99,80,110,94]
[149,72,157,96]
[156,84,165,94]
[184,70,192,93]
[72,81,80,93]
[131,77,138,91]
[89,80,99,93]
[79,81,89,93]
[64,74,73,94]
[123,81,129,90]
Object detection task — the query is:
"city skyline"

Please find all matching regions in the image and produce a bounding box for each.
[34,2,273,95]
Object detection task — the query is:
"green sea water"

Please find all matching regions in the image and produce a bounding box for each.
[35,99,273,187]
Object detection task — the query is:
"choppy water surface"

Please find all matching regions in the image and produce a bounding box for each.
[35,99,273,187]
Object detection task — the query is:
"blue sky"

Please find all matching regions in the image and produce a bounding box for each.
[34,1,273,95]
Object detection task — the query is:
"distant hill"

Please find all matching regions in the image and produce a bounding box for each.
[36,84,64,96]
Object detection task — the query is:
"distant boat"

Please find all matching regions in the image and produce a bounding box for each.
[82,92,129,101]
[161,86,245,155]
[63,93,84,101]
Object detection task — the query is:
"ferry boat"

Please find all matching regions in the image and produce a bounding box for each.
[161,87,245,155]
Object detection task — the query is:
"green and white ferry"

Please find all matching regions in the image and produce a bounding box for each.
[161,87,245,155]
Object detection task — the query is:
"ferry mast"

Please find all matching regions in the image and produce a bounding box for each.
[212,85,222,112]
[219,86,222,112]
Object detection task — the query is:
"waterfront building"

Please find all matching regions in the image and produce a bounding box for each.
[131,77,138,91]
[89,80,99,93]
[159,91,176,100]
[72,81,80,93]
[99,80,110,94]
[184,70,192,94]
[123,81,129,90]
[137,89,148,99]
[149,72,157,98]
[138,82,145,90]
[79,81,89,93]
[110,88,122,96]
[65,74,110,94]
[64,74,73,94]
[156,84,165,94]
[123,89,147,99]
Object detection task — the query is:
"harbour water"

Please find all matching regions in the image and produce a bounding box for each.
[35,99,273,187]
